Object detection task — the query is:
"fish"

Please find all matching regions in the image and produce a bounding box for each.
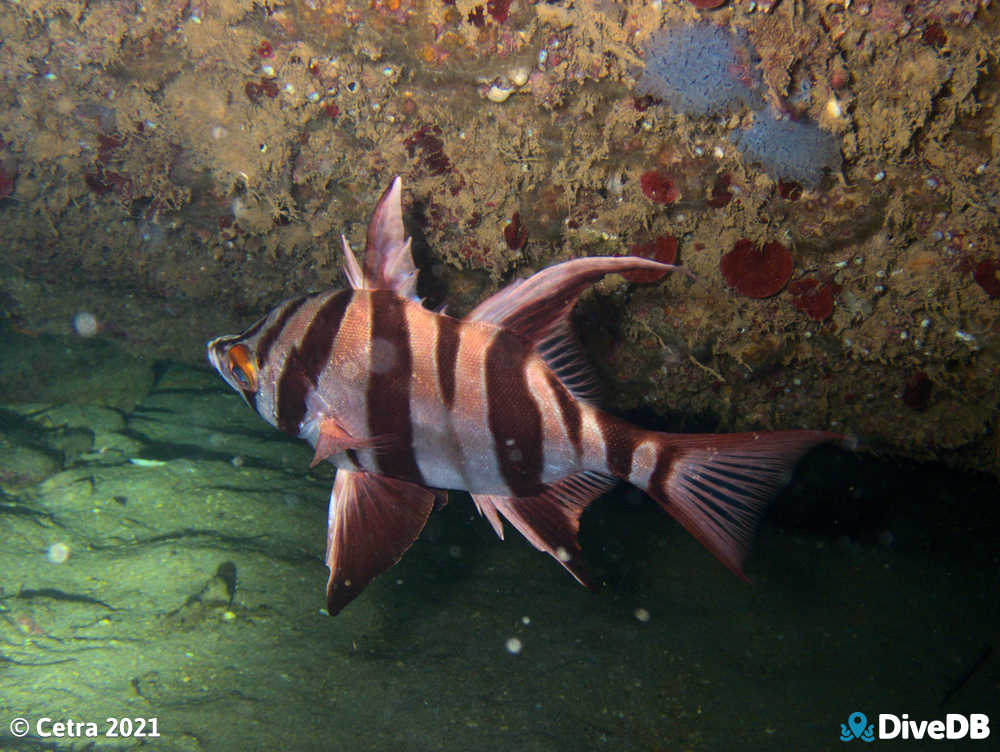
[207,176,840,615]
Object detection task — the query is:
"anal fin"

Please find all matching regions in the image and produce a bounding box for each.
[325,470,436,615]
[472,472,617,588]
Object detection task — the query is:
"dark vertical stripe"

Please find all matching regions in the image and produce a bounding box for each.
[233,311,271,344]
[276,369,311,435]
[367,291,424,484]
[486,333,543,496]
[544,370,582,455]
[251,297,311,416]
[647,443,675,503]
[297,290,353,383]
[435,314,461,409]
[276,290,352,435]
[599,413,635,480]
[257,294,310,367]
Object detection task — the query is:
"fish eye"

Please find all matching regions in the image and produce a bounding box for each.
[227,344,258,392]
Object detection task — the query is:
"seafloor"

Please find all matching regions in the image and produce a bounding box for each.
[1,0,1000,750]
[0,331,998,750]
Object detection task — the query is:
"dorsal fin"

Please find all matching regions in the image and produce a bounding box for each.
[535,320,601,402]
[341,235,364,289]
[340,176,419,299]
[465,256,686,402]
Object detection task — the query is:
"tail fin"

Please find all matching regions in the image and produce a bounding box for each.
[640,431,840,577]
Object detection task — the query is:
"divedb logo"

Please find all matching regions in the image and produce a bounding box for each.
[840,711,990,742]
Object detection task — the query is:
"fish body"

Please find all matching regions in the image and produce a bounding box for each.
[208,177,838,614]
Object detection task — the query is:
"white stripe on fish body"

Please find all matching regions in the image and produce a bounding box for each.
[448,314,508,493]
[402,300,470,491]
[628,439,660,489]
[579,408,610,474]
[524,355,587,482]
[311,292,373,440]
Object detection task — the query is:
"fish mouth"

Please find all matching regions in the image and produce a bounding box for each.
[206,337,224,373]
[206,336,237,381]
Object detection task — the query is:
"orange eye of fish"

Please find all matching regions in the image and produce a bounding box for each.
[227,344,258,391]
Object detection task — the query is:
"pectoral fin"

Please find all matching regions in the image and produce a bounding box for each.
[325,470,436,615]
[309,416,380,468]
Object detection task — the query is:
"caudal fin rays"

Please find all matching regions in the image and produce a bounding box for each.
[645,431,841,576]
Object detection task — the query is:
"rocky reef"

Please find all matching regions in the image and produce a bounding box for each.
[0,0,998,478]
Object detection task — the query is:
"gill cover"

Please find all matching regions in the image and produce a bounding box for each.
[227,344,258,392]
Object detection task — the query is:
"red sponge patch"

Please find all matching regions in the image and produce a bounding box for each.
[624,235,678,283]
[720,240,793,298]
[788,277,840,320]
[640,171,679,204]
[973,259,1000,299]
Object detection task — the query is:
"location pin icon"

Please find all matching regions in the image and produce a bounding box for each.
[848,712,868,739]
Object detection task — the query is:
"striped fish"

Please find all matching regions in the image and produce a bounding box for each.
[208,177,838,615]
